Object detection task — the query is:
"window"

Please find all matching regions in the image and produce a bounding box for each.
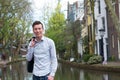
[118,39,120,59]
[102,17,105,30]
[111,0,115,11]
[112,35,114,48]
[98,0,101,14]
[89,25,92,41]
[95,20,98,34]
[111,0,115,3]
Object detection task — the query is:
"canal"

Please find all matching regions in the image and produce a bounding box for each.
[0,61,120,80]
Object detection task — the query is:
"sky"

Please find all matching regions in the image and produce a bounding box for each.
[31,0,82,21]
[30,0,83,32]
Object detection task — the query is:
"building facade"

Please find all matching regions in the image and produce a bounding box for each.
[67,1,84,57]
[94,0,108,61]
[84,0,95,55]
[106,0,120,60]
[94,0,120,61]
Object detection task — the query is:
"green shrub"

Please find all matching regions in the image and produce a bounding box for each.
[63,52,70,60]
[108,55,115,61]
[82,54,93,62]
[87,55,102,64]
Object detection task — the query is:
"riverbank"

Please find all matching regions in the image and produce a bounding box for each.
[0,58,26,67]
[0,58,120,73]
[58,59,120,73]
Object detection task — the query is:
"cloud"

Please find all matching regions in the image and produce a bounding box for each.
[31,0,83,20]
[31,0,57,21]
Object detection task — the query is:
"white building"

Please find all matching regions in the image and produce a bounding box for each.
[94,0,108,62]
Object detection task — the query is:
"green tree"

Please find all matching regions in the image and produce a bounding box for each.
[0,0,32,59]
[45,1,66,56]
[88,0,95,54]
[72,20,81,60]
[65,20,81,61]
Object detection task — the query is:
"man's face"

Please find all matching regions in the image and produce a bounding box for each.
[33,24,44,38]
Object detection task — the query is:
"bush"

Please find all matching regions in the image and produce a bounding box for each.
[108,55,115,61]
[87,55,102,64]
[63,52,70,60]
[82,54,93,62]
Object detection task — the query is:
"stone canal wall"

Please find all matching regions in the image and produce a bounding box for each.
[58,59,120,73]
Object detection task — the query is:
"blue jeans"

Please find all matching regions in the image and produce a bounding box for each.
[33,73,49,80]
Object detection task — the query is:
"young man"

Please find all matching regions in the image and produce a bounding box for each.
[26,21,58,80]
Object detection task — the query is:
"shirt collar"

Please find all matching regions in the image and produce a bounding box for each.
[35,36,45,42]
[41,36,45,41]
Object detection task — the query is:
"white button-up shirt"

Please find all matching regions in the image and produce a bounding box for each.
[26,36,58,77]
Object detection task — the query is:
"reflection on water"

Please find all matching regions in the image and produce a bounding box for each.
[0,61,120,80]
[55,63,120,80]
[0,61,32,80]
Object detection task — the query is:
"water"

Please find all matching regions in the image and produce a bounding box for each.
[0,61,32,80]
[0,61,120,80]
[55,63,120,80]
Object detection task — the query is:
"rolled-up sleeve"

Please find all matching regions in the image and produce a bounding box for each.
[26,42,34,61]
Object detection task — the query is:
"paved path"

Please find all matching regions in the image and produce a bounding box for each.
[96,61,120,67]
[105,62,120,67]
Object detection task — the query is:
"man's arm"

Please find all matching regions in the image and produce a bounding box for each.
[49,39,58,77]
[26,41,34,61]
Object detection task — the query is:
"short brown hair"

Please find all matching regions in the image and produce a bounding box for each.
[32,21,43,29]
